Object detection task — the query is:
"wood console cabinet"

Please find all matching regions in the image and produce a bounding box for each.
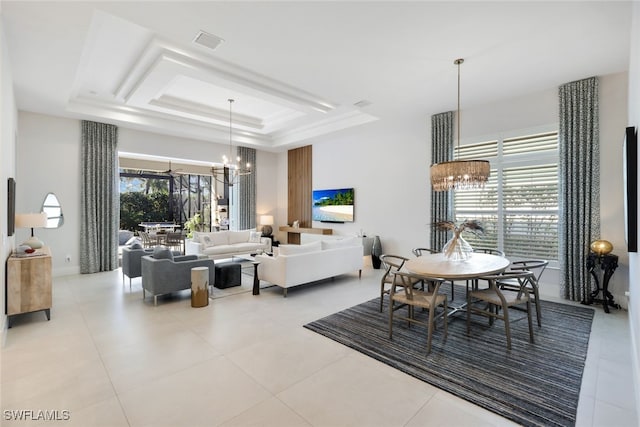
[5,246,52,327]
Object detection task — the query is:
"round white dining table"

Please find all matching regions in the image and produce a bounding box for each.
[404,252,510,280]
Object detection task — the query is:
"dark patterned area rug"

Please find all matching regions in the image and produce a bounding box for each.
[304,297,594,427]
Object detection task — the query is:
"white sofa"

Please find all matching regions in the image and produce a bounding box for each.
[256,237,363,296]
[185,229,272,260]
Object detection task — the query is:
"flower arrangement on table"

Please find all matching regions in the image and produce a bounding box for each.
[435,219,484,261]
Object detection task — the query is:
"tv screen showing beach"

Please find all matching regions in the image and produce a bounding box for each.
[312,188,354,222]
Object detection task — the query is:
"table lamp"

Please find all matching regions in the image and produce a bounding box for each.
[590,239,613,256]
[260,215,274,237]
[15,212,48,249]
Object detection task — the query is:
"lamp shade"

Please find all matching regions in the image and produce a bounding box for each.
[260,215,274,226]
[15,212,48,229]
[260,215,274,237]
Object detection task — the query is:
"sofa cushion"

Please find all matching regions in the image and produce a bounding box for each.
[202,245,235,255]
[153,246,174,260]
[321,236,359,250]
[249,231,262,243]
[279,241,321,255]
[229,230,251,245]
[196,231,230,247]
[129,241,143,249]
[211,231,230,246]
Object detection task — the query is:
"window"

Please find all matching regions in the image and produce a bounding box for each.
[454,131,559,262]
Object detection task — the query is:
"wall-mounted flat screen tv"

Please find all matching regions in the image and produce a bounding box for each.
[312,188,354,223]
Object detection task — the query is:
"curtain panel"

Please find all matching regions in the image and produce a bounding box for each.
[80,121,119,273]
[558,76,600,302]
[237,146,257,230]
[430,111,454,250]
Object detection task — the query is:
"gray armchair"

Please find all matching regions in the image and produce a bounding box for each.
[141,253,215,305]
[122,247,153,289]
[122,246,181,290]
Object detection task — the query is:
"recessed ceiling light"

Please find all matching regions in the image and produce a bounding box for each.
[193,30,224,51]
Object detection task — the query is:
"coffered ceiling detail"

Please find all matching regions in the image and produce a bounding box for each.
[67,10,378,150]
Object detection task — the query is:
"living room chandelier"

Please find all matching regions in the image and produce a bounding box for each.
[430,58,490,191]
[211,98,251,187]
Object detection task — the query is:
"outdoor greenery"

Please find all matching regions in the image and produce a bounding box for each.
[120,191,171,231]
[184,213,204,238]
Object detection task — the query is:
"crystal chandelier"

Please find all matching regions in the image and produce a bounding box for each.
[212,99,251,187]
[430,58,490,191]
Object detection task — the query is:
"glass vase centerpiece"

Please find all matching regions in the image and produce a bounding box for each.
[436,220,484,261]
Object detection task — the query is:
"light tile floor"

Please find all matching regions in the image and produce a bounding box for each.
[1,267,637,427]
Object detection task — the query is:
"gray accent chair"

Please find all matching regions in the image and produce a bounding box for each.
[141,251,215,305]
[122,246,181,290]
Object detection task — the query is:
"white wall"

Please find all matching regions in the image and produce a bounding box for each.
[16,113,80,276]
[1,18,18,338]
[312,115,430,252]
[16,113,280,276]
[627,1,640,420]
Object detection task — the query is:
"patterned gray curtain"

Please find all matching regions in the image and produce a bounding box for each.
[237,146,256,230]
[559,76,600,302]
[80,121,119,273]
[430,111,454,250]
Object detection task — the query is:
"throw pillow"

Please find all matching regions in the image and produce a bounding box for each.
[153,246,174,261]
[125,236,142,246]
[129,242,143,250]
[279,241,321,255]
[211,231,230,246]
[201,235,215,248]
[249,231,262,243]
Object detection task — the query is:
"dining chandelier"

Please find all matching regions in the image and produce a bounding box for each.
[430,58,490,191]
[212,98,251,187]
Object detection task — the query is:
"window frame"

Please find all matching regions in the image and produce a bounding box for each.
[453,125,559,267]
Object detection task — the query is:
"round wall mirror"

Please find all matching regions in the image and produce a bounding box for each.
[42,192,64,228]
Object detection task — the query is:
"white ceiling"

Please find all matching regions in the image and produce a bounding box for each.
[1,1,632,152]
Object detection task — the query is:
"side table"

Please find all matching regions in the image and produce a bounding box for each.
[6,247,52,327]
[585,252,619,313]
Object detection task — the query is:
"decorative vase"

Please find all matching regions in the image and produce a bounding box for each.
[371,235,382,269]
[442,230,473,261]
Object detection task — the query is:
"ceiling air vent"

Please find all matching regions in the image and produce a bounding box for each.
[354,100,372,108]
[193,31,225,51]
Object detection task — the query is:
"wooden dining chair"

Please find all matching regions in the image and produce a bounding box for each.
[497,260,548,326]
[473,247,505,257]
[388,270,448,354]
[469,248,506,290]
[412,247,456,299]
[411,247,439,257]
[466,271,535,350]
[379,254,423,312]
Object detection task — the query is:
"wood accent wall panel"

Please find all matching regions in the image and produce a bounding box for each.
[288,146,312,243]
